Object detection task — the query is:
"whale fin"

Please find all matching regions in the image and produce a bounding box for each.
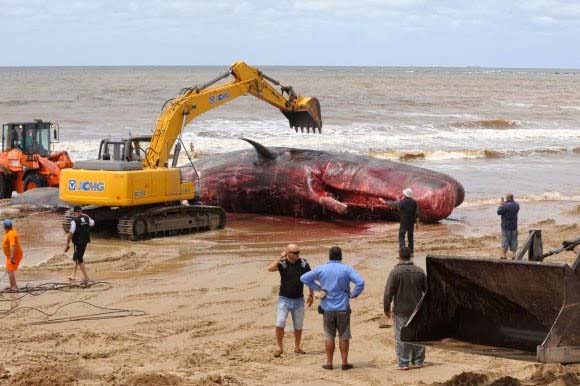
[241,138,277,162]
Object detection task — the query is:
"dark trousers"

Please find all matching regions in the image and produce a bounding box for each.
[398,226,414,253]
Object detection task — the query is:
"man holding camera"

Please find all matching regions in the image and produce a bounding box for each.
[497,193,520,259]
[267,243,313,357]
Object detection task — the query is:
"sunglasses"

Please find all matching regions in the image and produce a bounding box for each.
[289,251,300,254]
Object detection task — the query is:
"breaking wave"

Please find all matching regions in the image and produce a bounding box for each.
[449,119,521,129]
[461,192,580,208]
[0,99,40,106]
[367,147,576,161]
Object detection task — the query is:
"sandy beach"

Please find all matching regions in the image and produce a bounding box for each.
[0,203,578,386]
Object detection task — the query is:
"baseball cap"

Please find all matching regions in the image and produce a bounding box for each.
[3,219,13,228]
[73,205,82,212]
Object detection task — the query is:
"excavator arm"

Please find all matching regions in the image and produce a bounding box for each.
[146,61,322,168]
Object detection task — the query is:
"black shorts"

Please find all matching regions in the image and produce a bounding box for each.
[73,243,88,263]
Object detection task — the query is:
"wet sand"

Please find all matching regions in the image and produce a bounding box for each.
[0,206,579,385]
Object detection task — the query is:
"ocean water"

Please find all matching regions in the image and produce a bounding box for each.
[0,66,578,229]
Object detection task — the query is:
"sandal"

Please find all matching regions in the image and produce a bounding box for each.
[273,349,283,358]
[341,363,354,371]
[294,348,306,354]
[322,364,333,370]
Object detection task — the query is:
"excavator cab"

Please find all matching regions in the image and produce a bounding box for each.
[97,136,151,162]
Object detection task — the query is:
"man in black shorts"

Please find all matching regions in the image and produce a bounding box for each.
[65,205,95,285]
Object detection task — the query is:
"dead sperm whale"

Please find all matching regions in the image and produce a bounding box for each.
[183,139,464,222]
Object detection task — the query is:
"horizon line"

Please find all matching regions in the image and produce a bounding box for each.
[0,64,579,71]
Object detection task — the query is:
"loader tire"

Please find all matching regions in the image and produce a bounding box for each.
[23,173,47,191]
[0,173,12,199]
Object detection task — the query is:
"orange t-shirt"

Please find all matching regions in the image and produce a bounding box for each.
[3,228,23,271]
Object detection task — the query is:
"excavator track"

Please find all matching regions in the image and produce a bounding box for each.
[117,205,226,240]
[62,205,226,240]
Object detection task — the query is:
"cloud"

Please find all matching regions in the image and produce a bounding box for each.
[532,16,556,25]
[293,0,423,11]
[0,0,579,66]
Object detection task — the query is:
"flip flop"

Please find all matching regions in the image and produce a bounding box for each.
[322,364,333,370]
[273,349,283,358]
[294,348,306,354]
[341,364,354,371]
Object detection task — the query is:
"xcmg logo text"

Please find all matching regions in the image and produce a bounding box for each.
[68,180,105,192]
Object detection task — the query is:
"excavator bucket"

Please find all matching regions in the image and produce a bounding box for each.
[401,255,580,363]
[283,96,322,133]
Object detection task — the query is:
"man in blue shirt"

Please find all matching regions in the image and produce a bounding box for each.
[301,246,365,371]
[497,193,520,259]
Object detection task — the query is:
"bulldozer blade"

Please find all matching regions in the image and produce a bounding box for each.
[283,97,322,132]
[402,255,580,363]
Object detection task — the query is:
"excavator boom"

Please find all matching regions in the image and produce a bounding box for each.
[146,61,322,168]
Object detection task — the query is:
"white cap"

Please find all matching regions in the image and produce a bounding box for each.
[403,188,413,198]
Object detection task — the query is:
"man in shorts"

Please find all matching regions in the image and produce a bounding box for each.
[65,205,95,284]
[267,243,313,357]
[301,246,365,370]
[2,219,23,290]
[497,193,520,259]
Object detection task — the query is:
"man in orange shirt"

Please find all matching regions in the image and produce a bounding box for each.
[2,219,23,290]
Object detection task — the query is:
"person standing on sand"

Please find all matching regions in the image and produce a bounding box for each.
[383,188,420,255]
[267,243,313,357]
[497,192,520,259]
[384,246,426,371]
[65,205,94,285]
[300,246,365,371]
[2,219,23,290]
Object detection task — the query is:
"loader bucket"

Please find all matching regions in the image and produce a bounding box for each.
[401,255,580,363]
[283,96,322,133]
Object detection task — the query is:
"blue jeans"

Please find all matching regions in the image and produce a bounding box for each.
[276,296,305,330]
[395,314,425,367]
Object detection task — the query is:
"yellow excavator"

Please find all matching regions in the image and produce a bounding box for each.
[59,61,322,239]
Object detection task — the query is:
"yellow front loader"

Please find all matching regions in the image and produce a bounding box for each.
[59,61,322,239]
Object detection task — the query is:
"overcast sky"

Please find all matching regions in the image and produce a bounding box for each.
[1,0,579,68]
